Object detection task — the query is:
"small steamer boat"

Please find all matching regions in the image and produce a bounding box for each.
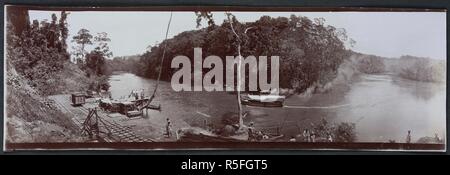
[241,90,285,107]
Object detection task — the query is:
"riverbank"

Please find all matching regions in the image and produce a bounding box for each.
[6,62,86,143]
[5,57,116,143]
[5,54,445,144]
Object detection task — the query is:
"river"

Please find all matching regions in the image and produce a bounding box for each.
[108,72,446,142]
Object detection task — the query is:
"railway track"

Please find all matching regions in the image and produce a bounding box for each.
[49,95,154,143]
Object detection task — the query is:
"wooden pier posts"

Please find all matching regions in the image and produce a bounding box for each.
[81,108,112,141]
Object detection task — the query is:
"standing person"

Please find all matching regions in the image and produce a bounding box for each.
[248,122,255,141]
[134,90,139,100]
[434,133,441,143]
[302,129,306,142]
[303,129,311,142]
[311,130,316,143]
[129,90,135,98]
[327,133,333,142]
[140,89,145,99]
[406,130,412,143]
[166,118,172,138]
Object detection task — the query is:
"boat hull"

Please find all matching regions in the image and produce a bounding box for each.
[241,99,284,107]
[241,94,285,107]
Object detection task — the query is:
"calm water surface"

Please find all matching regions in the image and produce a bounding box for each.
[108,72,446,142]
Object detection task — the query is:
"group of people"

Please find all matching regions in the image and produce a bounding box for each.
[247,122,270,141]
[288,129,333,143]
[405,130,442,144]
[248,122,337,143]
[129,89,145,100]
[166,121,443,144]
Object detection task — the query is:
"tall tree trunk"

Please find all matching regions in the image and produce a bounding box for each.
[6,6,30,37]
[226,13,244,128]
[236,45,243,128]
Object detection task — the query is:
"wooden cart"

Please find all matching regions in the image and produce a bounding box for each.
[71,93,86,106]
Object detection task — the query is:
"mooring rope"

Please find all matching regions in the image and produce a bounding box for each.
[151,11,173,101]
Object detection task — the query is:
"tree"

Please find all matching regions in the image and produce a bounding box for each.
[136,14,350,129]
[398,55,444,82]
[71,28,93,64]
[84,32,113,92]
[225,12,246,129]
[334,122,356,142]
[6,6,30,38]
[195,11,215,28]
[85,32,113,77]
[7,11,71,95]
[356,54,385,74]
[197,11,246,128]
[311,118,357,142]
[59,11,69,52]
[93,32,113,58]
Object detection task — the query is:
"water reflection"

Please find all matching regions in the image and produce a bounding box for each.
[391,76,444,101]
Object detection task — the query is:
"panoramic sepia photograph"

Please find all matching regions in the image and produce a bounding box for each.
[4,6,446,150]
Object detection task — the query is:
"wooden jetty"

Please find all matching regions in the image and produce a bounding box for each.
[49,94,154,143]
[98,96,160,118]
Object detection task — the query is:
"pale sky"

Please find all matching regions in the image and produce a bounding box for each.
[29,11,446,60]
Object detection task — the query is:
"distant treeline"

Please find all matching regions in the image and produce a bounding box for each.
[351,52,386,74]
[351,52,445,83]
[107,15,350,93]
[390,55,445,82]
[104,55,141,74]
